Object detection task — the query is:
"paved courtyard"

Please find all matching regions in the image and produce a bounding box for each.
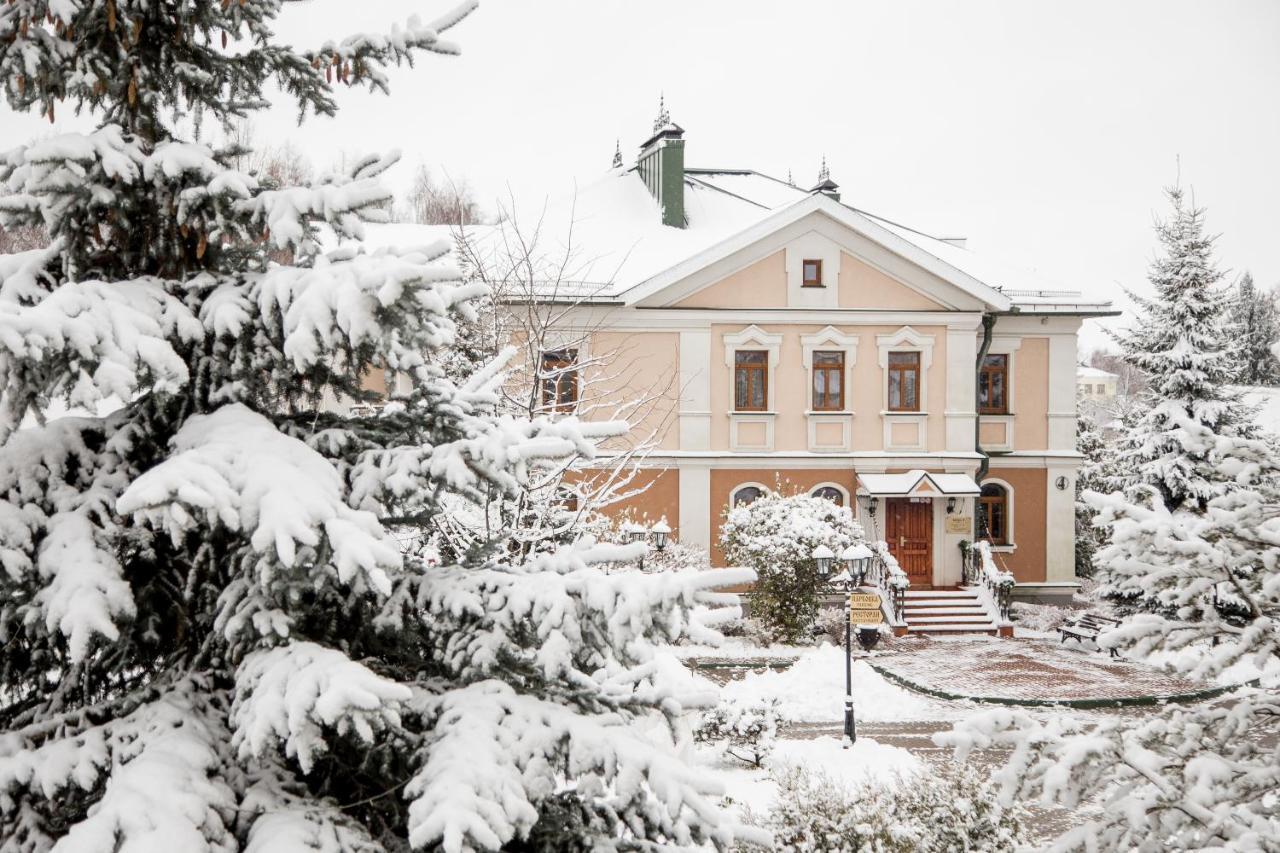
[869,634,1214,703]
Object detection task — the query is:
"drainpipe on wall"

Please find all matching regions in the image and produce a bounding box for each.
[974,314,996,484]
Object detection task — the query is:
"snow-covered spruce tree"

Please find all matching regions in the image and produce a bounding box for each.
[1228,271,1280,386]
[938,189,1280,851]
[720,492,863,643]
[1073,405,1107,578]
[0,4,754,851]
[1110,187,1261,512]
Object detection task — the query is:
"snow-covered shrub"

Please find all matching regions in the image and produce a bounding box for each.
[0,4,755,850]
[746,763,1027,852]
[721,491,864,643]
[693,698,786,767]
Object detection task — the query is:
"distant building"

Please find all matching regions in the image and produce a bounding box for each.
[1077,365,1119,400]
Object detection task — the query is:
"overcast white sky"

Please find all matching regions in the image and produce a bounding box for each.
[4,0,1278,352]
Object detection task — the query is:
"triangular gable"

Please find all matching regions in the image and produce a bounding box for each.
[857,470,982,497]
[627,194,1012,311]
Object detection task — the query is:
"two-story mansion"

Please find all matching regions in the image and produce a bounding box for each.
[467,110,1113,603]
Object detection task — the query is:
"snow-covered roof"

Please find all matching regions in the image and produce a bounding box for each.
[360,164,1114,314]
[1077,365,1119,380]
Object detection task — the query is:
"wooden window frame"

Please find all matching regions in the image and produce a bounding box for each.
[801,258,824,288]
[978,353,1009,415]
[734,350,769,412]
[540,349,578,413]
[811,350,845,411]
[978,484,1009,546]
[886,351,921,412]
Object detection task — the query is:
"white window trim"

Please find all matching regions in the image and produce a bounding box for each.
[977,336,1021,452]
[978,477,1016,552]
[730,481,771,508]
[724,325,783,413]
[810,481,850,507]
[801,326,859,413]
[877,326,934,414]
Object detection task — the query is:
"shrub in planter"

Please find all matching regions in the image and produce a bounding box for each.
[693,698,787,768]
[720,492,864,643]
[752,762,1028,853]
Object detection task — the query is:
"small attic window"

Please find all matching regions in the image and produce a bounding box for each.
[801,259,823,287]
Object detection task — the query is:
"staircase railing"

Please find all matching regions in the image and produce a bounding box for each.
[868,541,909,625]
[966,540,1015,623]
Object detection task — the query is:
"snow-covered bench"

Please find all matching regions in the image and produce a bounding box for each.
[1059,613,1123,657]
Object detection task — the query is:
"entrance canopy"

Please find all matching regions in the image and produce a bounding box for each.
[856,470,981,498]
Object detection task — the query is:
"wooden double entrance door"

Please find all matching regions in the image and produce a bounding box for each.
[885,498,932,584]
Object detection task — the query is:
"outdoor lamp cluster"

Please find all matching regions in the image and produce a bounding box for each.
[813,540,878,748]
[623,519,671,569]
[813,542,873,587]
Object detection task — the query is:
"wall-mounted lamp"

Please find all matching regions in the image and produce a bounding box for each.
[1054,475,1070,491]
[867,497,879,517]
[945,497,957,514]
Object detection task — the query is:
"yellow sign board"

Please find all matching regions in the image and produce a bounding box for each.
[945,515,973,534]
[849,608,883,625]
[848,593,880,609]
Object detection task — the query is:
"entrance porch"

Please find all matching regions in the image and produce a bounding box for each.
[854,470,982,590]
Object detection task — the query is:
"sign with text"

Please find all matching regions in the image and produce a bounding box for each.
[848,593,881,609]
[945,515,973,534]
[849,609,883,625]
[848,593,883,625]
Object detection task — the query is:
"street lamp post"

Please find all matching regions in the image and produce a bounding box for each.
[816,541,874,748]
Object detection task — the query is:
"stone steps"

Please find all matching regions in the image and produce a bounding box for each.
[902,587,998,636]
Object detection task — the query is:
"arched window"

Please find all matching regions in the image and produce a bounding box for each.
[732,485,764,507]
[977,483,1009,545]
[811,485,845,506]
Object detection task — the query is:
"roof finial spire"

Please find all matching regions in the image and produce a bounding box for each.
[787,168,794,187]
[611,138,623,169]
[653,92,671,134]
[817,154,830,184]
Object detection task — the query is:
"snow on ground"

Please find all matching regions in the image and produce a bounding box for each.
[718,644,945,722]
[706,736,922,815]
[671,640,811,661]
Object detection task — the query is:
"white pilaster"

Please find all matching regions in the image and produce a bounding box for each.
[944,326,977,451]
[678,330,711,451]
[1047,332,1079,451]
[1045,467,1076,581]
[678,465,711,550]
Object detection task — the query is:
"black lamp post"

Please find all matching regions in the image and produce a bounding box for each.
[816,542,871,748]
[649,519,670,554]
[624,521,648,569]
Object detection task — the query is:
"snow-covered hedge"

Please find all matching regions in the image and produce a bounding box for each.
[720,491,864,643]
[747,763,1027,852]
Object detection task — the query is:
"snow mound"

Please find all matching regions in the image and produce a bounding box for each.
[720,644,940,722]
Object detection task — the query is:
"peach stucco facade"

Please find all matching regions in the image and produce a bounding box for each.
[514,204,1087,597]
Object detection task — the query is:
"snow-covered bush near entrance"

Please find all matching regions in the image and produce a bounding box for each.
[0,4,756,850]
[721,491,864,642]
[742,763,1028,853]
[694,698,787,767]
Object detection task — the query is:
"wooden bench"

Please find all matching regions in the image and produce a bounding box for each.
[1059,613,1123,657]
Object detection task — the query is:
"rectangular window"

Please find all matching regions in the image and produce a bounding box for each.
[812,351,844,411]
[1097,383,1105,394]
[887,351,920,412]
[540,349,578,413]
[734,350,768,411]
[801,258,823,287]
[978,354,1008,414]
